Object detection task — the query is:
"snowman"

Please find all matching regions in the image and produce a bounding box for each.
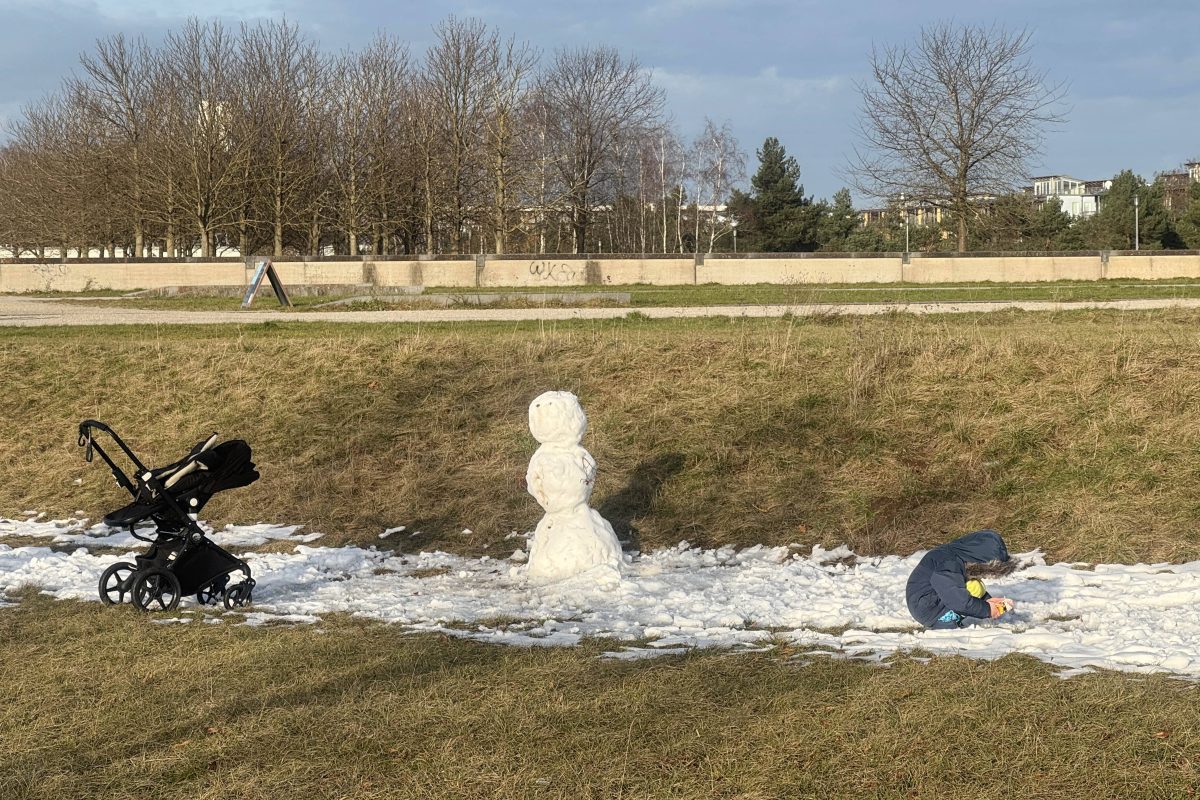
[524,390,623,582]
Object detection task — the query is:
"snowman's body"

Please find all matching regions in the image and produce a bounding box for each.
[525,391,623,582]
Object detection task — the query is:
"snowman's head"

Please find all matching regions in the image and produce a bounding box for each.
[529,390,587,445]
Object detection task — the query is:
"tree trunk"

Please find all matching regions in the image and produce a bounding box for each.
[493,162,506,255]
[274,190,284,259]
[572,203,588,254]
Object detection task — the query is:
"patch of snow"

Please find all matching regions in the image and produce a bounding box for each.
[6,516,1200,679]
[0,517,321,548]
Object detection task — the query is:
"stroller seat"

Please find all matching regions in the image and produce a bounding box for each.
[101,437,259,529]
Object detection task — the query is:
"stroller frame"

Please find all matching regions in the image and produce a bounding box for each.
[78,420,256,612]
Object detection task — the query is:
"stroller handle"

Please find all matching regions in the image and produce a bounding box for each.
[77,420,148,497]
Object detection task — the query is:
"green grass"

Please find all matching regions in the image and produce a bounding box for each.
[13,288,130,297]
[42,277,1200,311]
[4,311,1200,563]
[2,595,1198,799]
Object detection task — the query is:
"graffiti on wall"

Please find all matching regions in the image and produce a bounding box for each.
[528,261,582,282]
[32,263,71,291]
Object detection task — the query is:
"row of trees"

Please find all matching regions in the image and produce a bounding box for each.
[0,17,747,259]
[856,169,1200,253]
[7,15,1199,258]
[728,135,1200,253]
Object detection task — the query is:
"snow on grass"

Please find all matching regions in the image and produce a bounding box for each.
[3,515,1200,679]
[0,516,322,548]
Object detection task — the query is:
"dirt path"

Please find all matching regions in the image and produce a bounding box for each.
[6,294,1200,326]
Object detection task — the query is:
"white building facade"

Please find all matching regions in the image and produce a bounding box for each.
[1030,175,1110,219]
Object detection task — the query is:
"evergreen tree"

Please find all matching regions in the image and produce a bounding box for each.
[1080,170,1177,250]
[972,194,1073,250]
[1174,182,1200,248]
[818,188,859,251]
[1028,196,1074,249]
[731,137,820,252]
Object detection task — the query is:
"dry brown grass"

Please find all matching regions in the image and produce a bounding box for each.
[4,311,1200,562]
[2,595,1198,799]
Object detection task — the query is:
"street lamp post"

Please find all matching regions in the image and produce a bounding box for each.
[1134,194,1140,251]
[731,220,738,253]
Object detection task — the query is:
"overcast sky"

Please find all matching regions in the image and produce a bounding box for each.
[2,0,1197,203]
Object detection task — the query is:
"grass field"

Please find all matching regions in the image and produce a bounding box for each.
[4,311,1200,798]
[4,310,1200,562]
[41,277,1200,311]
[3,595,1197,800]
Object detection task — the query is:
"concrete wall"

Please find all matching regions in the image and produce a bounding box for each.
[697,256,904,284]
[598,258,695,285]
[8,252,1200,292]
[372,260,476,288]
[0,261,245,293]
[269,261,366,286]
[1106,254,1200,280]
[479,257,587,288]
[903,255,1104,284]
[476,256,695,287]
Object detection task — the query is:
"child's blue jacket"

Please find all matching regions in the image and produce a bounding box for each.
[905,529,1009,627]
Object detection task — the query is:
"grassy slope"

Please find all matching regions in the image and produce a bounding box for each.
[2,596,1197,800]
[4,311,1200,562]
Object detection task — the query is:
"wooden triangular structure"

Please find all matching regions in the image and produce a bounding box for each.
[241,259,293,309]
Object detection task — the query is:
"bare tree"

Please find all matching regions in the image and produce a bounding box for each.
[424,16,493,254]
[694,119,745,253]
[655,129,683,253]
[849,23,1066,250]
[72,34,157,256]
[481,34,538,254]
[405,74,447,253]
[325,49,372,255]
[361,38,411,255]
[237,20,326,258]
[8,92,113,257]
[153,19,250,258]
[539,46,664,253]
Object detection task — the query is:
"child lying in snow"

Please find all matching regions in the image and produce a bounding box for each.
[905,529,1016,630]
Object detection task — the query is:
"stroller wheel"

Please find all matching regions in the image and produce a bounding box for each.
[223,581,253,610]
[196,575,229,606]
[98,562,136,605]
[131,568,182,612]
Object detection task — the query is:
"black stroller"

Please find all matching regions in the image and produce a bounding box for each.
[78,420,259,612]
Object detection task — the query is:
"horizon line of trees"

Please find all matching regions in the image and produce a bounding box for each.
[849,168,1200,253]
[0,16,750,260]
[718,138,1200,254]
[7,15,1200,261]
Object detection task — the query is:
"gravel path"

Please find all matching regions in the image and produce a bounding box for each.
[6,294,1200,326]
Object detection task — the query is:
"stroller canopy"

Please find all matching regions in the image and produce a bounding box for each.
[103,435,259,528]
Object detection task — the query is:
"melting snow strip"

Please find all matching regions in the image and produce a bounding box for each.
[3,516,1200,679]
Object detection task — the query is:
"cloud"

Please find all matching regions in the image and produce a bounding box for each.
[652,65,845,105]
[640,0,741,17]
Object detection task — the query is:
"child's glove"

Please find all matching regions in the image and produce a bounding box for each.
[987,597,1014,618]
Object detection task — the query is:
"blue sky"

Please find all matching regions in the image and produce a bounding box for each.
[1,0,1197,203]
